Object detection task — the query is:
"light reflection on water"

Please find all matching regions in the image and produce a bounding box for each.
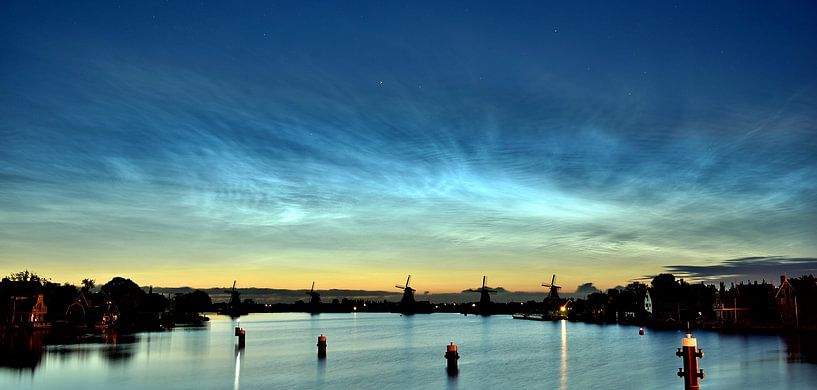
[233,348,241,390]
[560,319,567,390]
[1,313,816,390]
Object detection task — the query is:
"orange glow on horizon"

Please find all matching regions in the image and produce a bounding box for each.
[10,264,645,294]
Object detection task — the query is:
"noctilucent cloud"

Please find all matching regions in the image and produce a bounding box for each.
[1,1,816,291]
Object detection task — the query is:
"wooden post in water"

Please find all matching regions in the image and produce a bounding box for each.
[236,327,246,348]
[445,342,459,375]
[238,328,247,348]
[317,334,327,358]
[676,334,704,389]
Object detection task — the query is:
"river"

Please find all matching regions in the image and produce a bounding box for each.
[2,313,815,389]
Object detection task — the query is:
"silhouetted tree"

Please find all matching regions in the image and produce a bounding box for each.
[790,275,816,326]
[100,277,147,328]
[586,292,611,322]
[42,282,78,321]
[650,273,681,322]
[172,290,212,322]
[7,270,43,283]
[626,282,648,299]
[81,278,95,292]
[1,271,45,300]
[101,277,144,302]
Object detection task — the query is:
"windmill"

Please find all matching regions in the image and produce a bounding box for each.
[467,275,498,310]
[395,275,416,306]
[542,274,562,301]
[224,280,243,317]
[307,281,321,306]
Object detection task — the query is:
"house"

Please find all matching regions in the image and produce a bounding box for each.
[713,281,777,325]
[775,275,798,326]
[30,293,48,328]
[65,291,92,325]
[713,287,749,325]
[5,293,49,328]
[643,290,653,314]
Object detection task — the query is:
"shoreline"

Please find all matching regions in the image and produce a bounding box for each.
[9,311,814,335]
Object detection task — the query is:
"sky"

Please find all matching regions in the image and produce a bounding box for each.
[1,1,816,292]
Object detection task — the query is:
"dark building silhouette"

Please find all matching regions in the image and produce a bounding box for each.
[395,275,416,314]
[542,274,567,318]
[466,276,497,315]
[306,281,321,314]
[775,275,798,326]
[222,281,248,317]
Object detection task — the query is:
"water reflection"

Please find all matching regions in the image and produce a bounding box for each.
[560,319,567,390]
[446,373,458,390]
[101,332,137,365]
[0,330,139,372]
[783,331,817,364]
[1,314,815,389]
[0,331,46,371]
[177,323,210,358]
[233,347,242,390]
[315,356,326,388]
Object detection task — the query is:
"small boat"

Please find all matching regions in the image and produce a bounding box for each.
[512,313,547,321]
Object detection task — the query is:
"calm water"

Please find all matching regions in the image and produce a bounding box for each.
[2,313,815,389]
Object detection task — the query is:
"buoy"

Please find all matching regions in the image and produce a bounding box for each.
[317,334,327,359]
[639,327,644,336]
[444,342,459,375]
[676,334,705,390]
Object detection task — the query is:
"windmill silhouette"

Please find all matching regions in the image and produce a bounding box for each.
[396,275,416,306]
[394,274,418,315]
[467,275,497,314]
[224,280,245,317]
[307,281,321,305]
[540,273,568,318]
[306,281,321,313]
[542,274,562,301]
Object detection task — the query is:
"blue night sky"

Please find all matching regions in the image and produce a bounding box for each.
[1,1,816,291]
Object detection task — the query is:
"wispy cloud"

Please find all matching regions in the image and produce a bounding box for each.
[661,256,817,283]
[1,1,816,289]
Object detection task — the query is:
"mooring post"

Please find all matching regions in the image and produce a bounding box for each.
[317,334,327,358]
[234,319,245,348]
[445,342,459,375]
[676,333,704,389]
[236,327,246,348]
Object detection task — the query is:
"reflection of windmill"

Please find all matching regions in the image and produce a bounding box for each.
[467,276,497,309]
[395,275,416,306]
[542,274,561,301]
